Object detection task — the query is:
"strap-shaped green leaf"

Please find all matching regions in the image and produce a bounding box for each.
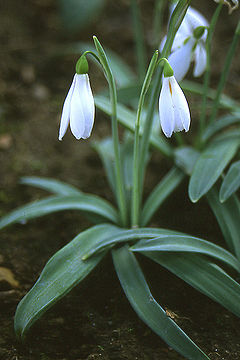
[0,194,119,230]
[220,160,240,202]
[112,245,209,360]
[209,128,240,143]
[146,252,240,318]
[93,138,116,196]
[94,95,172,157]
[189,139,239,202]
[93,136,135,206]
[181,80,239,111]
[174,146,200,175]
[20,176,82,196]
[131,235,240,272]
[82,227,183,260]
[14,224,120,340]
[207,187,240,259]
[141,167,184,226]
[202,114,240,142]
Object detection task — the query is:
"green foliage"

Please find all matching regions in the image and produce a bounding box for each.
[146,252,240,317]
[131,235,240,272]
[141,167,184,226]
[207,188,240,260]
[0,194,118,230]
[189,138,239,202]
[20,176,82,196]
[219,161,240,202]
[1,2,240,359]
[95,95,173,157]
[113,246,210,360]
[15,224,120,340]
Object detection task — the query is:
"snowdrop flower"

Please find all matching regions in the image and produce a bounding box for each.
[159,62,190,138]
[160,6,209,82]
[59,56,95,141]
[214,0,238,14]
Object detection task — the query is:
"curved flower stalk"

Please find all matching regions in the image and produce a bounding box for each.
[159,62,190,138]
[214,0,238,14]
[59,58,95,141]
[160,5,209,82]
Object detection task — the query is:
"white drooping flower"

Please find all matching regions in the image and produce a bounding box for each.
[159,75,190,138]
[59,73,95,140]
[213,0,238,14]
[160,6,209,82]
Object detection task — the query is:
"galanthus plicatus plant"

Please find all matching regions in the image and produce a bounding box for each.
[1,0,240,359]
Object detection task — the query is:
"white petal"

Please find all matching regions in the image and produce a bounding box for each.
[58,74,76,140]
[77,74,95,139]
[185,6,209,30]
[168,38,194,82]
[69,75,86,140]
[159,77,175,138]
[193,43,207,77]
[160,32,186,55]
[172,32,188,51]
[170,77,190,133]
[171,5,208,41]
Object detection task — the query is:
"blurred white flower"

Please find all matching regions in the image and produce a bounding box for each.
[59,74,95,141]
[161,6,209,82]
[213,0,238,14]
[159,75,190,138]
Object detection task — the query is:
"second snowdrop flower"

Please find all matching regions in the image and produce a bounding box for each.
[59,56,95,141]
[161,6,209,82]
[159,62,190,138]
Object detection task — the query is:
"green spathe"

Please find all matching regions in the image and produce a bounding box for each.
[76,55,89,74]
[163,60,174,77]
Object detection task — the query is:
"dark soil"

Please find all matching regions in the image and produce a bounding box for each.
[0,1,240,359]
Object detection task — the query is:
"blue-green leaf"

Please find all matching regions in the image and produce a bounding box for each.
[202,114,240,142]
[112,245,209,360]
[93,136,135,204]
[93,138,116,196]
[174,147,200,175]
[181,80,239,111]
[0,194,118,230]
[189,139,239,202]
[82,227,184,260]
[141,167,184,226]
[15,224,120,340]
[220,161,240,202]
[20,176,82,196]
[146,252,240,318]
[95,95,172,157]
[207,187,240,260]
[210,128,240,143]
[131,235,240,272]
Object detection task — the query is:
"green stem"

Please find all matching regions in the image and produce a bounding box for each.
[130,0,147,79]
[209,20,240,124]
[131,51,159,227]
[139,0,192,177]
[93,36,127,227]
[198,4,222,144]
